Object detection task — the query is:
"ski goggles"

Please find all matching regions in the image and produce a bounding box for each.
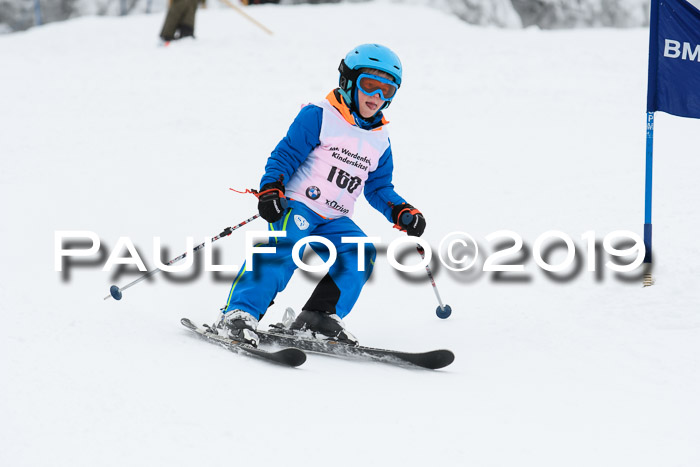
[357,73,399,101]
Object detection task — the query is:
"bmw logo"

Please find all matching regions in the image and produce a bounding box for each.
[306,186,321,200]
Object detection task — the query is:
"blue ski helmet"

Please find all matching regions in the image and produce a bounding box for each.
[338,44,402,108]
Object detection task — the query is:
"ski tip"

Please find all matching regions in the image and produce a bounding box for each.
[283,348,307,367]
[423,349,455,370]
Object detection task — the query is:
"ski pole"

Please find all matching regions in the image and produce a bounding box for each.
[104,213,260,301]
[416,245,452,319]
[218,0,274,35]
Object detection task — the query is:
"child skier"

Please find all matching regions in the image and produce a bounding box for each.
[220,44,426,347]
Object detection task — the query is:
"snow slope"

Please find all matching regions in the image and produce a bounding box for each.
[1,3,699,466]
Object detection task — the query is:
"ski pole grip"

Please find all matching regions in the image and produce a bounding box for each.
[401,212,414,225]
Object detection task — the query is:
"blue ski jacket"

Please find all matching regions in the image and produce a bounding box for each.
[260,90,406,222]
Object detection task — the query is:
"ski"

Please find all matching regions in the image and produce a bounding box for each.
[258,328,454,370]
[180,318,306,367]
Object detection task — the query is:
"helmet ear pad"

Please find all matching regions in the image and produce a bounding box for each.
[338,59,360,95]
[338,59,361,110]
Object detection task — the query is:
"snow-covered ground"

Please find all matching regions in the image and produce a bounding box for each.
[1,3,699,466]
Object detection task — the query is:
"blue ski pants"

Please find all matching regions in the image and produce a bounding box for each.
[224,201,376,320]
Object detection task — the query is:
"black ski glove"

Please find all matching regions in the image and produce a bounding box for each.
[257,181,288,223]
[391,203,426,237]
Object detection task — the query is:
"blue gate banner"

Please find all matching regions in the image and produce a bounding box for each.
[647,0,700,118]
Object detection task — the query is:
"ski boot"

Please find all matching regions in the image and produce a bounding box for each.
[219,310,260,347]
[290,310,358,346]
